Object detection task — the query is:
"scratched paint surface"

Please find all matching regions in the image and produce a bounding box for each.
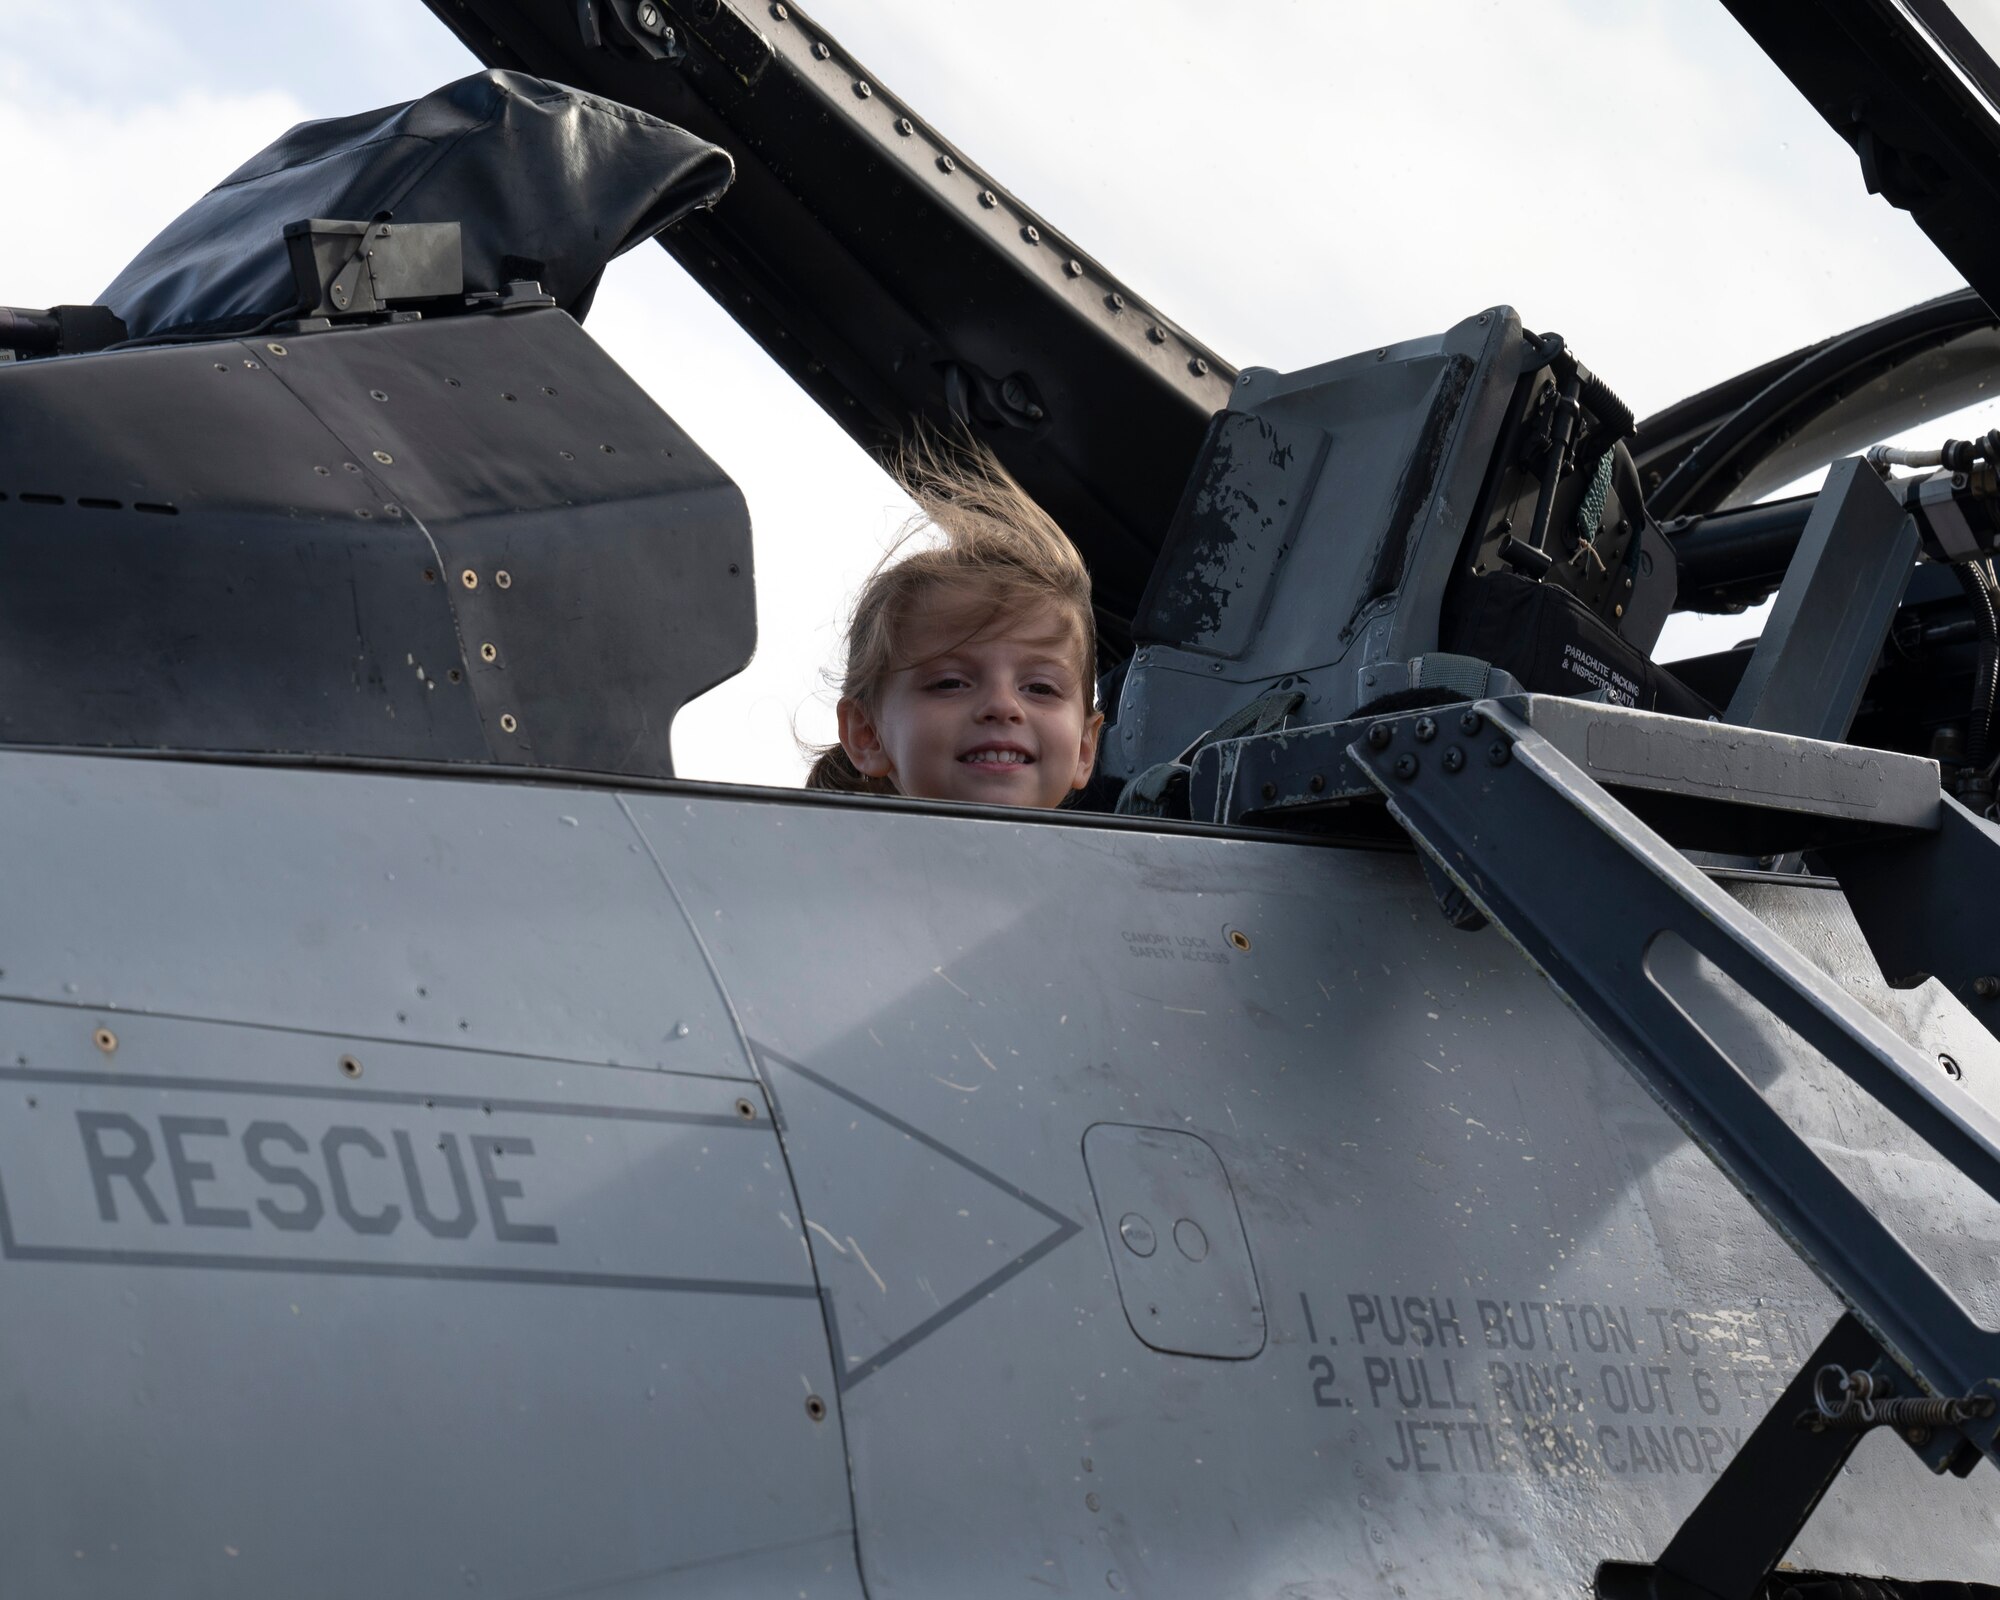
[0,748,1994,1597]
[0,753,855,1600]
[645,792,2000,1599]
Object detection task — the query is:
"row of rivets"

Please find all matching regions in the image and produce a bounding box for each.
[1368,709,1510,780]
[767,1,1223,383]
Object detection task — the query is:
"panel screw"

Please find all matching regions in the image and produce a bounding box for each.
[1392,753,1419,780]
[1366,722,1393,749]
[372,450,394,465]
[1106,292,1124,311]
[1190,357,1209,376]
[770,2,787,17]
[636,0,667,32]
[812,39,830,58]
[495,570,512,589]
[1261,781,1277,802]
[1022,225,1040,244]
[1065,259,1083,277]
[339,1055,362,1079]
[480,643,498,663]
[735,1097,758,1121]
[853,80,872,98]
[1308,774,1325,794]
[1941,1053,1964,1081]
[266,342,288,356]
[1459,709,1484,735]
[897,117,914,135]
[1487,740,1511,766]
[1227,929,1252,952]
[805,1395,827,1421]
[93,1028,117,1055]
[461,569,479,589]
[1413,716,1437,743]
[937,154,956,174]
[1442,747,1465,774]
[979,189,998,208]
[499,713,519,734]
[1147,325,1166,344]
[1975,975,2000,999]
[369,389,388,402]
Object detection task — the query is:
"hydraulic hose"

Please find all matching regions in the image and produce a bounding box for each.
[1959,560,2000,769]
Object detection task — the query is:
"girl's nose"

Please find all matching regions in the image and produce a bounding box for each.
[976,682,1026,721]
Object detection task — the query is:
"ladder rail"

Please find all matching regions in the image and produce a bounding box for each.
[1350,699,2000,1466]
[1512,715,2000,1194]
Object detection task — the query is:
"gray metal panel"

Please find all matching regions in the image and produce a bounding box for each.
[640,788,2000,1597]
[2,750,1997,1595]
[0,1001,849,1599]
[1833,791,2000,1032]
[1726,458,1919,742]
[0,752,745,1077]
[1083,1123,1265,1359]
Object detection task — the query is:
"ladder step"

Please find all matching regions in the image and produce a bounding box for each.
[1195,694,1941,855]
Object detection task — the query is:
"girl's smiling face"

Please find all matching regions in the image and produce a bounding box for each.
[836,595,1102,808]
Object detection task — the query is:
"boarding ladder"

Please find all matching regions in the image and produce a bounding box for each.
[1201,689,2000,1597]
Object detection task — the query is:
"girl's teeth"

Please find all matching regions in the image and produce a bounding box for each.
[965,751,1027,764]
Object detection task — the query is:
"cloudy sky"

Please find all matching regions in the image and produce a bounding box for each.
[0,0,1979,783]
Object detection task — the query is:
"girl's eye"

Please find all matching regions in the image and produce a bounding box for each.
[925,675,969,692]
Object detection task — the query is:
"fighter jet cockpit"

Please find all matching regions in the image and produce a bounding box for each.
[8,4,2000,1598]
[7,56,1999,849]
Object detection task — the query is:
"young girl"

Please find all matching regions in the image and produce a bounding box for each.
[806,440,1103,808]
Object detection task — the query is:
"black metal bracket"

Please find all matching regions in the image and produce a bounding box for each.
[1598,1315,1893,1600]
[0,304,128,358]
[1828,794,2000,1041]
[283,219,464,320]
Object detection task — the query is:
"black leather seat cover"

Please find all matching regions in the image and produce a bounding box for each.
[99,70,735,340]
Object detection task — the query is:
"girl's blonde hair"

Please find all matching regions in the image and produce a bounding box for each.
[806,435,1096,793]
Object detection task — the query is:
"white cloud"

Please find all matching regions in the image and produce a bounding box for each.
[0,88,309,307]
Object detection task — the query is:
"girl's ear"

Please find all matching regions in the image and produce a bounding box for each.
[837,697,895,780]
[1069,711,1106,793]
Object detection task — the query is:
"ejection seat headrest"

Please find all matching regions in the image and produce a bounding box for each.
[99,70,735,342]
